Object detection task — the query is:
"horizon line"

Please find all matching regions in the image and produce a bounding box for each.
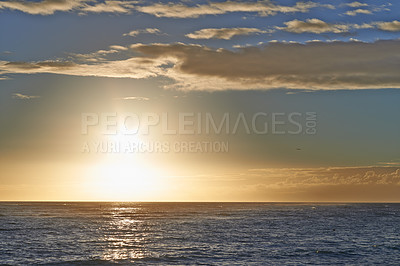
[1,200,399,203]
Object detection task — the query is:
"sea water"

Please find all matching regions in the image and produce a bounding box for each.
[0,202,399,265]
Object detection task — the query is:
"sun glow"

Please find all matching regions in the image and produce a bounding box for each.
[85,156,167,201]
[84,132,168,201]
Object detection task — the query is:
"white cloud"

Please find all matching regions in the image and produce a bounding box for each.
[0,0,334,17]
[248,167,400,187]
[0,0,86,15]
[109,45,128,51]
[135,1,333,18]
[376,20,400,32]
[352,23,374,29]
[130,40,400,91]
[346,2,368,8]
[186,27,269,40]
[278,19,379,33]
[80,0,136,14]
[115,96,150,100]
[0,57,168,79]
[0,0,137,15]
[377,161,400,166]
[344,8,372,16]
[123,28,161,37]
[12,93,41,99]
[278,18,350,33]
[2,40,400,91]
[69,48,121,62]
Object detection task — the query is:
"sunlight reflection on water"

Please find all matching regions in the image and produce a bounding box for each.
[101,207,148,261]
[0,202,399,264]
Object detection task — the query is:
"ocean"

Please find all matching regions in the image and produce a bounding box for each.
[0,202,399,265]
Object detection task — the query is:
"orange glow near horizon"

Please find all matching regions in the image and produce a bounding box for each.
[83,154,169,201]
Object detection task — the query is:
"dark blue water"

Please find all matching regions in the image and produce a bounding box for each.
[0,202,399,265]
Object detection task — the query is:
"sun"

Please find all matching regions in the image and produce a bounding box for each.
[80,120,173,201]
[83,132,167,201]
[85,156,165,201]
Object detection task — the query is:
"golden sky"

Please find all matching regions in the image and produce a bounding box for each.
[0,0,400,201]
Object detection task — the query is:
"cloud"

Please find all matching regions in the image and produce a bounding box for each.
[2,39,400,91]
[0,0,335,17]
[4,61,76,69]
[278,19,351,33]
[377,161,400,166]
[109,45,128,51]
[174,166,400,201]
[12,93,41,100]
[123,28,161,37]
[131,40,400,90]
[344,8,372,16]
[0,0,85,15]
[115,96,150,100]
[79,0,136,14]
[186,27,269,40]
[0,0,137,15]
[238,166,400,201]
[135,1,333,18]
[376,20,400,32]
[69,49,121,62]
[248,166,400,187]
[345,2,368,8]
[0,57,167,79]
[352,23,374,29]
[278,18,378,33]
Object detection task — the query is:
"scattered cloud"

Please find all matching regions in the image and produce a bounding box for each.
[237,166,400,201]
[0,0,389,22]
[2,39,400,91]
[0,0,85,15]
[80,0,136,14]
[247,166,400,187]
[377,161,400,166]
[123,28,161,37]
[130,40,400,90]
[343,3,391,16]
[345,8,372,16]
[186,27,269,40]
[109,45,128,51]
[0,57,167,79]
[345,2,368,8]
[278,19,381,33]
[12,93,41,100]
[4,61,76,69]
[115,96,150,100]
[278,19,350,33]
[135,1,334,18]
[352,23,374,29]
[0,0,137,15]
[68,49,121,62]
[376,20,400,32]
[175,166,400,201]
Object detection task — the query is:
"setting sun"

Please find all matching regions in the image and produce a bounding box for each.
[85,156,166,201]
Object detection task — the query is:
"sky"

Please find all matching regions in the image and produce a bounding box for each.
[0,0,399,201]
